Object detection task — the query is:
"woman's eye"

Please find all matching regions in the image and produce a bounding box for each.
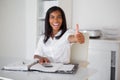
[57,16,62,19]
[50,15,62,19]
[50,16,54,19]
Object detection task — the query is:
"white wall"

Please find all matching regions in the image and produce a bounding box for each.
[25,0,37,60]
[0,0,37,59]
[73,0,120,30]
[58,0,72,28]
[0,0,26,58]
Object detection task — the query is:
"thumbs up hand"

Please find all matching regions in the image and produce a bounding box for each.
[75,24,85,43]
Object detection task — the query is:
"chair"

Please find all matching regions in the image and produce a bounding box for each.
[70,33,89,67]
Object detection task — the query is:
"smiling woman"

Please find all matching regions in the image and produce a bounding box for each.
[44,6,67,43]
[0,0,73,62]
[49,10,63,38]
[34,6,85,64]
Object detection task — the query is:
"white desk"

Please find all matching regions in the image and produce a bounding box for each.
[0,57,95,80]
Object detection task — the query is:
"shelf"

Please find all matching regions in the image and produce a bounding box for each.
[37,0,58,21]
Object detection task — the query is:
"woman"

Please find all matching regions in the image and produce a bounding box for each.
[34,6,84,64]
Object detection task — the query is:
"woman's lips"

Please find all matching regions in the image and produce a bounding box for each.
[53,23,59,27]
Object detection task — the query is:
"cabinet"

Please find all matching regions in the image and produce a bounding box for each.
[88,39,120,80]
[36,0,72,42]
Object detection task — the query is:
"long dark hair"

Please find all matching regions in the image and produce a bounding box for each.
[44,6,67,43]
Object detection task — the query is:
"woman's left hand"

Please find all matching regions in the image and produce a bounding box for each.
[75,24,85,43]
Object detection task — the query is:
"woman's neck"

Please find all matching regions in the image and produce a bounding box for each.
[51,30,59,38]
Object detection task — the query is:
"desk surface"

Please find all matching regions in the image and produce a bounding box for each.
[0,57,95,80]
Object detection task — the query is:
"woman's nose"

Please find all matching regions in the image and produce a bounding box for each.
[54,18,58,22]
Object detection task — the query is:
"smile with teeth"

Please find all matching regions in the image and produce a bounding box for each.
[53,23,59,27]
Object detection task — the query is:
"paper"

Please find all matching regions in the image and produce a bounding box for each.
[2,61,76,73]
[58,64,74,71]
[31,63,75,72]
[0,77,13,80]
[3,62,28,71]
[30,63,62,72]
[2,60,35,71]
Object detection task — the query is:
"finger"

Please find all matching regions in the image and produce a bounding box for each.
[39,59,44,64]
[44,58,50,63]
[76,24,79,34]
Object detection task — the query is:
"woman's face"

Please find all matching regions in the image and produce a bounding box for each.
[49,10,63,33]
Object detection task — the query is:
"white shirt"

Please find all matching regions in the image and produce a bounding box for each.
[34,29,74,63]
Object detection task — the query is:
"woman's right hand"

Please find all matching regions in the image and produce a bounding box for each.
[38,57,50,64]
[34,55,50,64]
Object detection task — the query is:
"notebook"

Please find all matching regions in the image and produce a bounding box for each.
[2,60,78,74]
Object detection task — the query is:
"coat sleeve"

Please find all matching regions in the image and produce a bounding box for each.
[34,35,44,56]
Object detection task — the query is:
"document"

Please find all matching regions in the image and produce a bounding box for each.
[2,60,78,74]
[0,76,13,80]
